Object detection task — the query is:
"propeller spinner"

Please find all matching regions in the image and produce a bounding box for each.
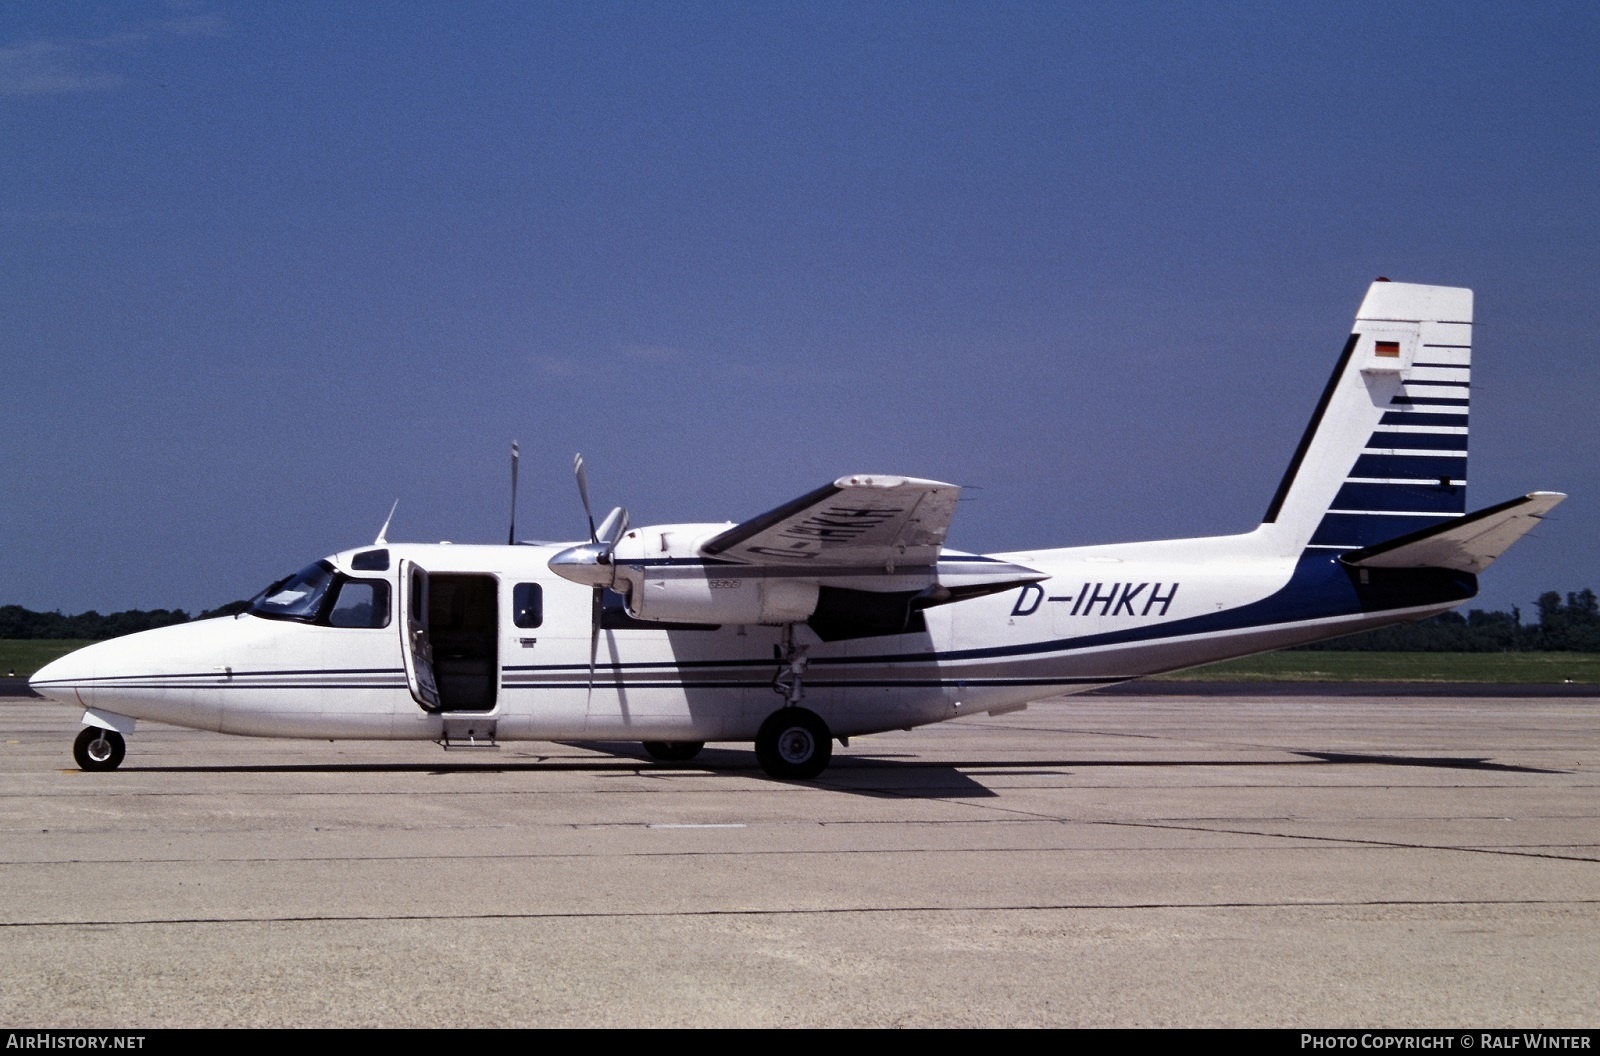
[550,454,629,587]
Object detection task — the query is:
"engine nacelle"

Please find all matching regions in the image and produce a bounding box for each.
[591,523,819,626]
[550,518,1045,630]
[622,572,820,626]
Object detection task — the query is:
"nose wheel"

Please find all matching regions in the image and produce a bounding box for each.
[73,727,126,771]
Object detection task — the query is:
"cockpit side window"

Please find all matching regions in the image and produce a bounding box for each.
[327,578,391,629]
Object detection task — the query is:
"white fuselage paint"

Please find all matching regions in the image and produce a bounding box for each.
[33,283,1534,757]
[28,530,1457,745]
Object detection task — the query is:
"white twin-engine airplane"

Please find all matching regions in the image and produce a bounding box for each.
[32,281,1564,779]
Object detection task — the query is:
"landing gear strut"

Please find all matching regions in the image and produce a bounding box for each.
[772,623,811,706]
[757,625,833,778]
[73,727,126,772]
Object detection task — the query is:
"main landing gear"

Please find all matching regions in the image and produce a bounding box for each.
[637,624,837,780]
[753,624,833,779]
[73,727,126,772]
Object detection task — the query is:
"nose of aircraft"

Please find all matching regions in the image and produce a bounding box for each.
[29,644,100,704]
[28,618,239,708]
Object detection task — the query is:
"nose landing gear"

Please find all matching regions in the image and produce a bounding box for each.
[73,726,126,772]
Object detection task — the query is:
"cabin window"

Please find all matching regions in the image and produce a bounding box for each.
[513,583,543,628]
[327,578,391,629]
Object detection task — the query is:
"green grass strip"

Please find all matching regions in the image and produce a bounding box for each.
[0,640,98,678]
[1157,651,1600,684]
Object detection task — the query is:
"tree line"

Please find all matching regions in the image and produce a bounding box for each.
[1296,590,1600,652]
[0,601,249,641]
[2,590,1597,652]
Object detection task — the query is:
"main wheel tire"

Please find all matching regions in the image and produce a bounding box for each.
[754,707,832,779]
[73,727,125,772]
[642,741,705,762]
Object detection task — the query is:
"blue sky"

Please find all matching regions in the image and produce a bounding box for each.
[3,1,1596,618]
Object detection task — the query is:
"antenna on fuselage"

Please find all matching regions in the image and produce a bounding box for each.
[374,499,399,545]
[508,439,520,545]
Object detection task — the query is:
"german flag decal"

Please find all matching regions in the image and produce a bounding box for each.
[1375,340,1401,357]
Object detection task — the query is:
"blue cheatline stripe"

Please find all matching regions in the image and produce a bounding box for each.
[1350,454,1467,479]
[504,677,1121,691]
[1379,410,1469,428]
[530,554,1474,672]
[820,555,1474,665]
[1309,512,1460,548]
[30,667,408,686]
[1332,482,1466,515]
[1390,396,1469,407]
[1365,431,1468,451]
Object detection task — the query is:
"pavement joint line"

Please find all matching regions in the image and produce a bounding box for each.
[1104,819,1600,865]
[5,896,1600,930]
[821,782,1600,858]
[0,840,1445,866]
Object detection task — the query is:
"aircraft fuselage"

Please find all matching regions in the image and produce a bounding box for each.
[32,532,1472,745]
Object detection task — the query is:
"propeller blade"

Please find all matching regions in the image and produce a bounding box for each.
[507,440,520,545]
[589,585,603,697]
[574,453,597,542]
[595,506,629,546]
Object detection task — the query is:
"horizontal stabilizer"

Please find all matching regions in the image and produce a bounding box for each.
[1341,492,1566,573]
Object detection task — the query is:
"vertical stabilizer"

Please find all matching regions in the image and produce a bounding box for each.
[1259,281,1472,558]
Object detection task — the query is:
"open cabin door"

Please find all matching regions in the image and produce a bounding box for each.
[398,558,441,712]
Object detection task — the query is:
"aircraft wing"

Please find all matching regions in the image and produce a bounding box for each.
[1341,491,1566,574]
[700,475,959,570]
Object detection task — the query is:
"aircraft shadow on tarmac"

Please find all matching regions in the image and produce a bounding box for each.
[114,744,1566,798]
[1290,750,1565,774]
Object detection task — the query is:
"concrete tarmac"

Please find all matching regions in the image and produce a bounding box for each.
[1,689,1596,1027]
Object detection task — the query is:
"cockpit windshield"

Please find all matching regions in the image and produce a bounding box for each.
[249,561,338,621]
[248,560,393,627]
